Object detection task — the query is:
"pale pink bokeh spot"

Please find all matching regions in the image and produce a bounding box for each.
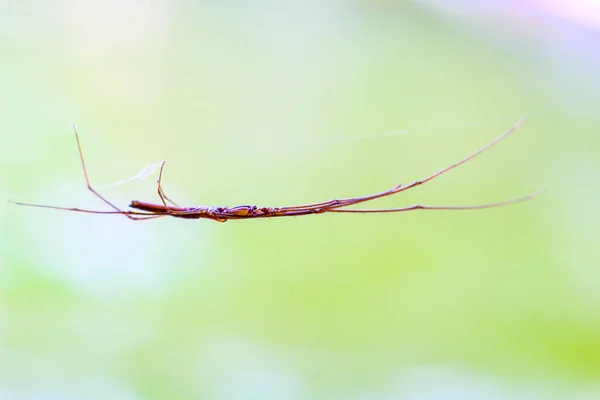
[531,0,600,30]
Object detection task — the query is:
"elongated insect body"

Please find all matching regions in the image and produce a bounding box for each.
[10,117,543,222]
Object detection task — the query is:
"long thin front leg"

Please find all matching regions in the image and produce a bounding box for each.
[8,200,165,219]
[154,162,180,207]
[72,125,150,220]
[156,161,175,214]
[161,190,180,207]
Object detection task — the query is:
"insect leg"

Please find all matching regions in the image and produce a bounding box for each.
[72,125,151,220]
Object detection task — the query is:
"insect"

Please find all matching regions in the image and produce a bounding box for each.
[10,117,542,222]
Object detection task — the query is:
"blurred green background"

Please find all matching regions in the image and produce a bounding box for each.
[1,1,599,399]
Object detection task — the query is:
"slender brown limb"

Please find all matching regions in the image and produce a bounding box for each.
[72,124,154,220]
[327,190,545,213]
[154,161,181,207]
[162,190,180,207]
[10,125,165,220]
[156,161,170,209]
[11,117,542,222]
[258,116,529,214]
[8,199,163,219]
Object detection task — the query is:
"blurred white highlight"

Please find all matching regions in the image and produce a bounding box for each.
[532,0,600,30]
[97,162,162,189]
[60,0,168,54]
[415,0,600,30]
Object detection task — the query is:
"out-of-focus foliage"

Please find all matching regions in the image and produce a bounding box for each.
[1,1,599,399]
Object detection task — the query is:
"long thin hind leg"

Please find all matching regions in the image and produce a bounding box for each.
[72,124,149,220]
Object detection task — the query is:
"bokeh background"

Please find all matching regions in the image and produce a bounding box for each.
[1,1,599,399]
